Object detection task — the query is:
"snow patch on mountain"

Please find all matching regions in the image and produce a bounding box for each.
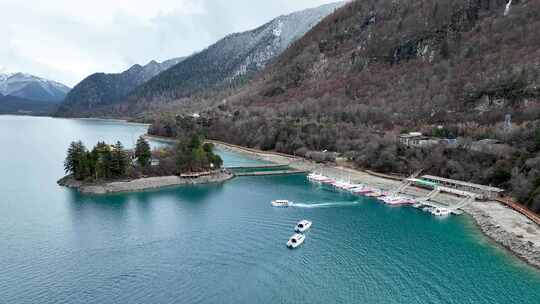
[0,72,71,103]
[273,19,284,37]
[228,2,345,82]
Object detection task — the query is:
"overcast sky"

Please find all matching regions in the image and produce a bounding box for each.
[0,0,339,87]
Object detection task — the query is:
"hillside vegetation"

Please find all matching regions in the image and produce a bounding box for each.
[0,94,58,115]
[150,0,540,213]
[55,58,184,117]
[124,2,344,115]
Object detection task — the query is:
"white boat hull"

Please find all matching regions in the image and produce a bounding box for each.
[287,234,305,248]
[295,220,312,233]
[271,200,291,208]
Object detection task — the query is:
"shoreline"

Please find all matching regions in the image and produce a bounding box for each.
[143,134,180,144]
[57,171,234,195]
[210,141,540,270]
[0,114,151,127]
[72,117,151,126]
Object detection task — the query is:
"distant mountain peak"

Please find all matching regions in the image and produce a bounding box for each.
[0,72,70,103]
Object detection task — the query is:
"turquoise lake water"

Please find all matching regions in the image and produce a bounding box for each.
[0,115,539,303]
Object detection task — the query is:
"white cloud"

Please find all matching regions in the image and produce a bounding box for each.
[0,0,339,87]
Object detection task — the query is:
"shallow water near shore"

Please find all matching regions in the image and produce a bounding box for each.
[1,115,539,303]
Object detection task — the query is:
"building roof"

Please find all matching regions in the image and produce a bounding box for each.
[421,175,504,192]
[408,178,438,187]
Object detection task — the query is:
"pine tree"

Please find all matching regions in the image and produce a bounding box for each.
[64,141,87,180]
[111,141,129,177]
[135,136,151,167]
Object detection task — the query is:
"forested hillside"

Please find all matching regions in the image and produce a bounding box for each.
[0,94,58,115]
[149,0,540,212]
[55,58,184,117]
[124,2,344,115]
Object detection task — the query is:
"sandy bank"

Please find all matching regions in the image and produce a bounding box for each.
[58,171,233,195]
[211,141,540,270]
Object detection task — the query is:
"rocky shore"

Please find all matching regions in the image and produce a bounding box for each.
[464,202,540,269]
[57,171,234,195]
[211,141,540,271]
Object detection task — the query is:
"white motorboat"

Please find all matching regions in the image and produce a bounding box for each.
[422,206,434,213]
[271,200,291,207]
[287,233,306,248]
[331,180,347,188]
[294,220,312,233]
[380,195,413,205]
[365,190,383,198]
[431,207,451,217]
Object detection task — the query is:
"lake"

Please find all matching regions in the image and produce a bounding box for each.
[0,115,539,303]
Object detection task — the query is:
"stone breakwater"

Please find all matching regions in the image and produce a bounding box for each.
[58,171,234,195]
[464,202,540,269]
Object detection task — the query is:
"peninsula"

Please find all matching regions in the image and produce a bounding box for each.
[58,135,231,194]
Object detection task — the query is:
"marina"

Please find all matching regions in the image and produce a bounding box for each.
[307,171,476,218]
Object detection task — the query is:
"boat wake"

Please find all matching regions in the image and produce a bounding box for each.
[291,201,360,209]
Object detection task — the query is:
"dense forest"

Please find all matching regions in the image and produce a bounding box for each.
[149,0,540,213]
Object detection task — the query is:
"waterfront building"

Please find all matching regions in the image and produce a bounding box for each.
[420,175,504,200]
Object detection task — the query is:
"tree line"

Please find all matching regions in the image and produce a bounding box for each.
[64,141,133,181]
[64,135,223,181]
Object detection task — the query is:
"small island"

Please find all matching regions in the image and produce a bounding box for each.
[58,134,232,194]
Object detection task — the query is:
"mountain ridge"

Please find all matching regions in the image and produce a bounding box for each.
[52,2,344,117]
[55,57,185,117]
[0,72,70,103]
[126,1,345,114]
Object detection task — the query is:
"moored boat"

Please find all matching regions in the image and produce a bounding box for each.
[352,187,374,195]
[431,207,451,217]
[365,190,383,198]
[380,195,415,205]
[307,173,327,183]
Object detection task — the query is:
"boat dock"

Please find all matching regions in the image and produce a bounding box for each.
[391,170,476,215]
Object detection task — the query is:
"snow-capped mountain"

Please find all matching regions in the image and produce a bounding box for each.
[0,72,71,103]
[128,1,345,112]
[55,57,185,117]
